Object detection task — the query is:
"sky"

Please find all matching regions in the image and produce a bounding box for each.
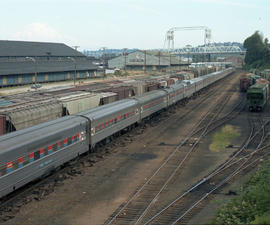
[0,0,269,50]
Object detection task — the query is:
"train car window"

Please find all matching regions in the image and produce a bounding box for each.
[44,148,49,156]
[34,151,40,160]
[68,137,72,145]
[13,159,19,170]
[53,143,58,152]
[0,164,5,176]
[23,155,30,166]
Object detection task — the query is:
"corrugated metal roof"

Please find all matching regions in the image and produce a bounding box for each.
[0,40,85,57]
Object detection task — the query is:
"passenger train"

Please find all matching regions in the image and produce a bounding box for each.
[0,68,234,198]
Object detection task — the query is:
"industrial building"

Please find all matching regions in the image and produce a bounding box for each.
[108,50,187,71]
[0,40,98,86]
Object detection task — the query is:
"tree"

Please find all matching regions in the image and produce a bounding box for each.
[243,31,270,69]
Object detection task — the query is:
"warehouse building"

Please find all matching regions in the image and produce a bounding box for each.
[0,40,98,86]
[108,50,187,71]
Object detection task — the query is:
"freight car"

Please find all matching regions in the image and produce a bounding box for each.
[0,68,234,198]
[247,83,269,111]
[239,78,250,92]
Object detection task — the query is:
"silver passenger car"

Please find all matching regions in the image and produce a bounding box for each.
[79,99,139,148]
[165,83,185,106]
[135,90,168,120]
[0,116,88,198]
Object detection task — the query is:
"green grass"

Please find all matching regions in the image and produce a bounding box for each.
[209,159,270,225]
[210,125,240,152]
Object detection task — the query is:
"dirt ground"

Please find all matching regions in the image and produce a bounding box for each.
[3,71,247,225]
[188,93,270,225]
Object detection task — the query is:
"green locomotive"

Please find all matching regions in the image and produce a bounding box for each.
[247,83,269,111]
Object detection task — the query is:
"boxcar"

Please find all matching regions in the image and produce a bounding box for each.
[247,83,269,111]
[240,78,250,92]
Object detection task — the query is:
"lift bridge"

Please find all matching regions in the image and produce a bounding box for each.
[164,26,246,55]
[177,45,245,55]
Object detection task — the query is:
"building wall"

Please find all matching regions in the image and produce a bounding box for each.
[108,51,170,69]
[0,70,96,87]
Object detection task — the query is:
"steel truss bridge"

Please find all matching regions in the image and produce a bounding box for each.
[176,45,246,55]
[164,26,245,55]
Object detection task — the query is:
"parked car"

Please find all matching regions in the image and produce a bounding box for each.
[31,83,42,89]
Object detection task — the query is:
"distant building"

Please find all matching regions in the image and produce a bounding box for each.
[0,40,98,86]
[108,50,187,71]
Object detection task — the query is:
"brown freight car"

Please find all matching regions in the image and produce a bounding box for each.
[239,78,250,92]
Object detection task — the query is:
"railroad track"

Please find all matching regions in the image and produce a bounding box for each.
[0,72,240,222]
[144,72,236,138]
[140,114,270,225]
[105,87,245,225]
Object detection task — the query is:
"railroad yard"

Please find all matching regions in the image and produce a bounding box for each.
[1,69,269,225]
[0,0,269,223]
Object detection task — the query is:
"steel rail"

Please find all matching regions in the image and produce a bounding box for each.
[133,92,232,225]
[143,116,269,225]
[144,124,270,225]
[171,145,270,225]
[106,89,231,225]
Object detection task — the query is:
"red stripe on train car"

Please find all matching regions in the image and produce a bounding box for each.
[29,152,34,162]
[6,162,13,169]
[29,152,34,159]
[48,145,53,154]
[18,157,23,163]
[18,157,23,168]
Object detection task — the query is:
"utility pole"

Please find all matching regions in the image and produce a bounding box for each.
[169,53,172,74]
[101,47,107,78]
[158,51,161,72]
[25,57,37,89]
[144,50,146,73]
[179,52,181,71]
[34,56,37,86]
[73,46,79,86]
[123,48,127,72]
